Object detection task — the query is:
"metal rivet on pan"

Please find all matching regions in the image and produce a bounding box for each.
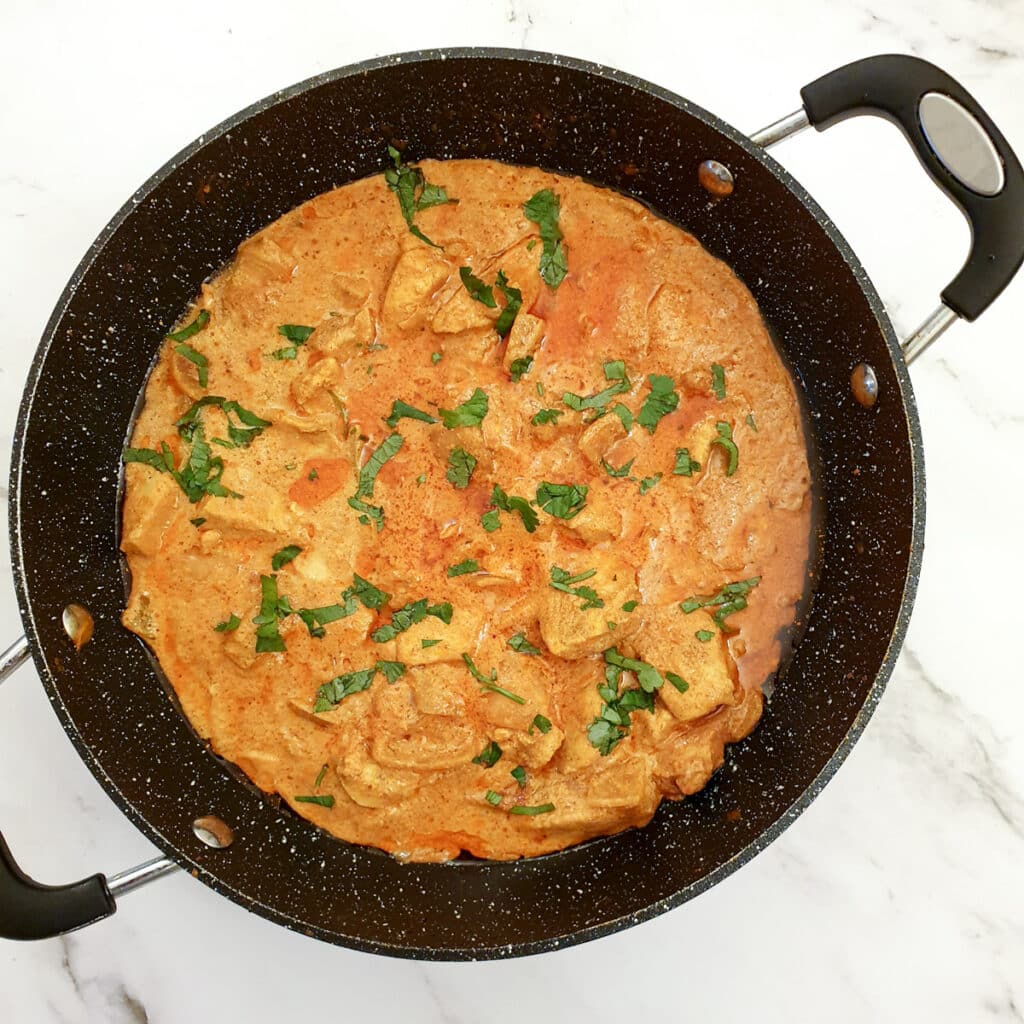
[851,363,879,407]
[698,159,734,196]
[192,816,235,849]
[62,603,94,650]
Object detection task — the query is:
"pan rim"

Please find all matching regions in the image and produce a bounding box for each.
[8,45,925,960]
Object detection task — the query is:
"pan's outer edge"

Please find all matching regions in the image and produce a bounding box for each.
[7,46,925,960]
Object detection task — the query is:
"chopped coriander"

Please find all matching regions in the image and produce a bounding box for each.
[279,324,315,343]
[696,629,715,642]
[439,388,489,428]
[123,446,174,473]
[270,346,299,361]
[666,672,690,694]
[510,766,527,788]
[673,448,701,477]
[607,621,617,631]
[313,666,376,711]
[446,447,477,489]
[485,484,539,533]
[711,363,726,400]
[459,266,496,307]
[536,481,588,520]
[621,600,638,613]
[349,573,390,610]
[604,359,627,380]
[174,342,209,388]
[509,355,533,383]
[384,145,455,248]
[472,740,502,767]
[348,497,384,531]
[376,660,407,684]
[253,574,290,653]
[549,566,603,610]
[637,374,679,433]
[190,517,206,527]
[463,653,525,703]
[447,559,479,577]
[601,457,635,478]
[371,599,449,643]
[638,473,662,495]
[588,653,661,755]
[296,602,352,638]
[431,351,442,364]
[416,474,426,486]
[526,239,537,251]
[177,396,270,448]
[509,803,555,816]
[611,403,634,431]
[166,309,210,343]
[563,361,631,414]
[294,794,335,808]
[531,714,552,735]
[271,545,302,570]
[746,412,758,432]
[710,421,739,475]
[313,764,328,789]
[494,270,523,337]
[536,381,545,396]
[604,646,663,693]
[507,633,541,655]
[523,189,568,288]
[285,462,297,471]
[422,638,442,648]
[308,467,319,481]
[214,614,241,633]
[354,433,403,499]
[680,577,760,631]
[485,790,503,806]
[384,399,438,429]
[531,408,563,426]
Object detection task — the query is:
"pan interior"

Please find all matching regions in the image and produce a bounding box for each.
[10,50,919,959]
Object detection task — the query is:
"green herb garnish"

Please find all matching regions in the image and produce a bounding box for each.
[294,794,335,808]
[621,600,638,613]
[509,803,555,816]
[710,421,739,475]
[508,633,541,655]
[637,374,679,434]
[601,457,635,478]
[313,659,405,712]
[384,145,455,248]
[376,660,407,684]
[563,360,631,415]
[174,342,209,388]
[695,630,715,642]
[611,403,634,431]
[531,408,563,426]
[354,433,403,499]
[509,356,533,383]
[421,638,441,648]
[190,517,206,527]
[214,614,241,633]
[459,266,496,307]
[604,646,663,693]
[549,566,603,610]
[510,766,527,788]
[308,468,319,481]
[167,310,210,342]
[483,484,539,533]
[638,473,662,495]
[494,270,522,337]
[531,714,552,734]
[485,790,503,806]
[253,574,291,653]
[271,545,302,570]
[523,189,567,288]
[371,599,450,643]
[384,399,438,429]
[536,481,588,520]
[446,447,477,489]
[176,396,271,448]
[447,559,479,577]
[673,448,701,477]
[666,672,689,694]
[431,352,442,365]
[313,764,328,788]
[271,323,316,360]
[462,653,525,703]
[711,363,726,400]
[472,740,502,767]
[439,388,489,429]
[680,577,760,631]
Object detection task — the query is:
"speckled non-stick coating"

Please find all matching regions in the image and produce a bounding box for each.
[8,49,923,959]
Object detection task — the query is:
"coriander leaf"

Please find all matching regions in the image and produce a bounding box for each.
[271,346,299,360]
[507,633,541,655]
[638,473,662,495]
[549,565,604,610]
[494,270,522,337]
[166,309,210,342]
[509,803,555,816]
[439,388,489,429]
[459,266,497,307]
[384,145,455,248]
[601,457,635,478]
[348,496,384,531]
[746,412,758,432]
[376,660,406,684]
[447,559,479,577]
[463,653,525,704]
[562,363,631,414]
[472,740,502,767]
[314,764,328,789]
[384,399,438,429]
[532,714,552,734]
[174,342,209,388]
[431,351,442,365]
[190,517,206,527]
[523,188,568,289]
[621,600,638,613]
[710,421,739,475]
[637,374,679,434]
[294,794,335,808]
[696,629,715,642]
[509,356,533,383]
[531,408,563,426]
[510,766,527,788]
[371,599,430,643]
[416,474,426,485]
[271,545,302,570]
[279,324,315,342]
[604,360,626,380]
[296,602,353,638]
[354,432,403,500]
[711,362,726,400]
[313,667,376,712]
[536,481,588,520]
[588,718,624,756]
[604,646,663,693]
[680,577,760,633]
[308,468,319,481]
[349,573,390,609]
[422,638,441,648]
[673,448,701,477]
[214,614,241,632]
[485,790,502,806]
[254,574,288,653]
[446,447,477,489]
[666,672,689,693]
[427,602,453,624]
[481,509,501,532]
[488,484,539,533]
[123,447,172,473]
[611,403,634,431]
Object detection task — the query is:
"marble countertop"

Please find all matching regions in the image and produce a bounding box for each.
[2,1,1022,1020]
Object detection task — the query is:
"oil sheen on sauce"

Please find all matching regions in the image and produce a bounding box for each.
[121,159,813,862]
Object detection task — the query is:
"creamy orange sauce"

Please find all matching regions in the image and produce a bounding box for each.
[121,159,812,861]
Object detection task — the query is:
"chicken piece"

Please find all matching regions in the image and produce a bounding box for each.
[407,665,469,716]
[537,553,641,659]
[562,489,623,544]
[638,606,740,723]
[492,722,564,770]
[337,741,421,808]
[431,281,497,334]
[312,308,376,355]
[395,611,483,666]
[121,467,181,558]
[382,247,450,329]
[290,357,343,414]
[501,312,544,372]
[578,413,628,468]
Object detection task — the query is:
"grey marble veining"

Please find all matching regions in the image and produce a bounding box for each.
[0,0,1022,1021]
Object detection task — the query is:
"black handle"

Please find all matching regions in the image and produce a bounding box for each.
[800,54,1024,322]
[0,828,115,940]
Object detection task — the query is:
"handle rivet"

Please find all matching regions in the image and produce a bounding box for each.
[698,159,734,196]
[850,363,879,407]
[192,816,235,849]
[62,604,94,650]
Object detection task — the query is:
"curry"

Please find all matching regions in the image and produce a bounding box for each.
[121,155,812,861]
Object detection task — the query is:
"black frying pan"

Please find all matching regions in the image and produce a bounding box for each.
[1,49,1021,959]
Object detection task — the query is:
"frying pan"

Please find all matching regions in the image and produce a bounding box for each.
[1,49,1021,960]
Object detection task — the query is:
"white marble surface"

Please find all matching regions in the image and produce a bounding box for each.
[1,0,1023,1019]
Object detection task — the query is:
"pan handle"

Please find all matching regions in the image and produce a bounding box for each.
[752,54,1024,355]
